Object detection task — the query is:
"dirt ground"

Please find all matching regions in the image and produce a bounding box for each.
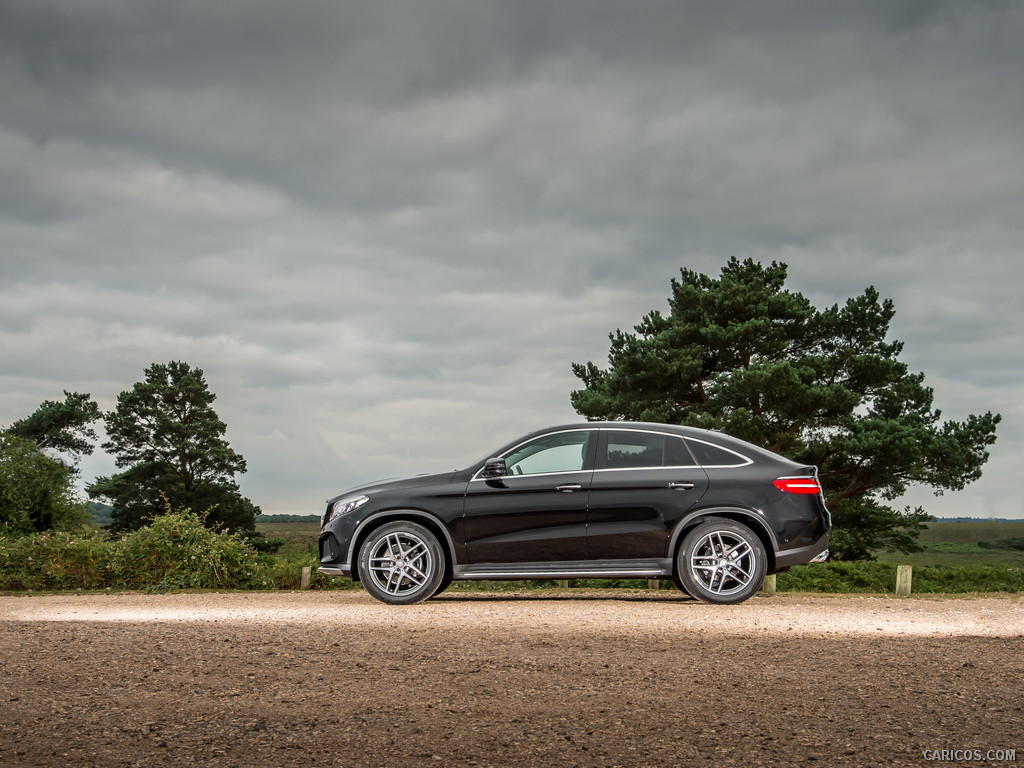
[1,590,1022,768]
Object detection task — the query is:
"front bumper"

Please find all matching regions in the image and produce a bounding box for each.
[318,530,354,578]
[318,565,351,578]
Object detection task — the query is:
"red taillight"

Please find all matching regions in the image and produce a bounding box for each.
[773,477,822,494]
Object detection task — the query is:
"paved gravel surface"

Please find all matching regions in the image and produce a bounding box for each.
[1,591,1022,767]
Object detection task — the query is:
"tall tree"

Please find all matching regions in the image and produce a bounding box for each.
[88,361,260,533]
[571,258,1000,559]
[1,391,98,535]
[0,433,89,534]
[6,391,100,464]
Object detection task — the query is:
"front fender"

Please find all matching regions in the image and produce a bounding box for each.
[347,509,460,577]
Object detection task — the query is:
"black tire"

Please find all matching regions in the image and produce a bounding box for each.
[358,521,445,605]
[429,570,454,599]
[671,576,692,597]
[677,519,767,605]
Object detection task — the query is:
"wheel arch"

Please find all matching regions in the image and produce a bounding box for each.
[668,508,779,575]
[348,510,457,583]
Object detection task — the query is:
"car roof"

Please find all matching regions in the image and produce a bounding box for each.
[543,421,720,437]
[539,421,792,464]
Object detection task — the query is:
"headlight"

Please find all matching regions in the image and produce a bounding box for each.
[323,495,370,526]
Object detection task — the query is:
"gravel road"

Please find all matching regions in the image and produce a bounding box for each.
[2,591,1022,767]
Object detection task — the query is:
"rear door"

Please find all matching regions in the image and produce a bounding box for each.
[586,429,709,560]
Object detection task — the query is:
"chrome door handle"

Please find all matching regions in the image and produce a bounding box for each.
[669,482,695,491]
[555,484,583,493]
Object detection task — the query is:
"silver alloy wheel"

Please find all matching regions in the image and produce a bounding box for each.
[688,530,758,597]
[366,531,434,597]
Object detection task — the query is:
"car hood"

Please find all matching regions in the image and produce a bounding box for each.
[329,471,459,504]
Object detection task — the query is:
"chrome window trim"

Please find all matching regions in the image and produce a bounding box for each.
[592,465,699,474]
[599,427,699,470]
[468,468,594,483]
[469,427,595,482]
[467,425,753,480]
[682,436,753,468]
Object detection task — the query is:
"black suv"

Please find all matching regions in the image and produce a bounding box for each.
[319,423,830,605]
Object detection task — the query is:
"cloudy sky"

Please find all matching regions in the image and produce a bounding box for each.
[1,0,1021,518]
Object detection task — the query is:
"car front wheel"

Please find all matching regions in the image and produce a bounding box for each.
[358,521,445,605]
[678,519,767,605]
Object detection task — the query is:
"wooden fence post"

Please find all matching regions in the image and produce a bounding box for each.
[647,579,660,590]
[557,579,569,589]
[761,574,777,595]
[300,566,311,590]
[895,565,912,597]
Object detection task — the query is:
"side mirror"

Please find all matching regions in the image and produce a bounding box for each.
[481,457,508,478]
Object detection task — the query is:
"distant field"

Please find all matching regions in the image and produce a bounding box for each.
[875,521,1024,566]
[917,521,1024,543]
[255,520,319,556]
[257,519,1024,566]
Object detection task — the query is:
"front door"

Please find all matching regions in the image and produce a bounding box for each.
[463,429,595,563]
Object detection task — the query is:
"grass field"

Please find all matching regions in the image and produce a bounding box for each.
[255,519,319,556]
[874,521,1024,567]
[256,518,1024,566]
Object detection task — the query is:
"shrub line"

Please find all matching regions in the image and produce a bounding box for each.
[2,515,1021,594]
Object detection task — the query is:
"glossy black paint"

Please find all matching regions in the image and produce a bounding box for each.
[463,471,592,562]
[587,466,711,559]
[318,422,831,583]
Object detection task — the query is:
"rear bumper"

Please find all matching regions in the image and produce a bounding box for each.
[774,531,830,569]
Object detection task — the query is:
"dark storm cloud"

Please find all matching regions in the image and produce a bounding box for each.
[8,1,1020,232]
[1,0,1021,515]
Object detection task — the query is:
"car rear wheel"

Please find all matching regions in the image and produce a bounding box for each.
[678,519,767,605]
[358,521,445,605]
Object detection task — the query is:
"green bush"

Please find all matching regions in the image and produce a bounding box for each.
[979,537,1024,552]
[0,433,90,535]
[777,561,1022,594]
[778,562,897,593]
[910,564,1023,593]
[266,553,360,590]
[3,519,1022,595]
[0,508,274,591]
[0,529,110,590]
[108,509,270,590]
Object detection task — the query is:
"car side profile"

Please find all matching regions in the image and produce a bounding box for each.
[318,423,830,605]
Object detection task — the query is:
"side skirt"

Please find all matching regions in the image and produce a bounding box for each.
[453,559,673,580]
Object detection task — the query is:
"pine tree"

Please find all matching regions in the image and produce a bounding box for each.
[571,258,1000,559]
[6,391,100,463]
[89,361,260,532]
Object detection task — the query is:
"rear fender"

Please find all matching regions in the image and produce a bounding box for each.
[668,508,780,571]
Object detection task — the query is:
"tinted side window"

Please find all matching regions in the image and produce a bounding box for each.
[606,431,663,468]
[504,431,591,475]
[685,438,749,467]
[666,436,696,466]
[605,431,696,469]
